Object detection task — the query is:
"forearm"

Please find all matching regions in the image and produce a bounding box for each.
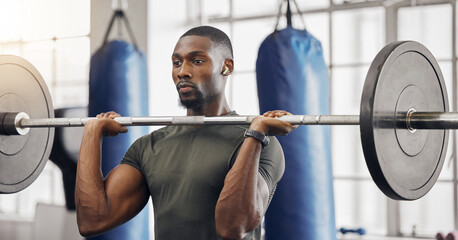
[215,137,265,239]
[75,124,111,235]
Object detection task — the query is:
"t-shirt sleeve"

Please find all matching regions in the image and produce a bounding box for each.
[258,136,285,195]
[120,136,145,174]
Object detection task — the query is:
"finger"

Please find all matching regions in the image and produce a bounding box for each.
[105,112,115,118]
[97,111,120,119]
[119,126,129,133]
[268,111,283,118]
[274,111,284,117]
[276,110,290,116]
[107,113,120,119]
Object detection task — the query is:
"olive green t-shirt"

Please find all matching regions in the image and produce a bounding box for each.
[121,117,285,240]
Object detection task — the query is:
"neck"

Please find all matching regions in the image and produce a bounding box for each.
[186,95,231,117]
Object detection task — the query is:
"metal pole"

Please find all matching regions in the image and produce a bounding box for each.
[19,114,361,128]
[408,112,458,129]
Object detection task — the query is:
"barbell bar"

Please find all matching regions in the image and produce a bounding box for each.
[0,41,450,201]
[2,113,360,134]
[5,111,458,131]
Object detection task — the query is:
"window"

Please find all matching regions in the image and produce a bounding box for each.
[198,0,458,237]
[0,0,90,219]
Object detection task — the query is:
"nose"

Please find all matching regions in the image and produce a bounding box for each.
[177,62,192,80]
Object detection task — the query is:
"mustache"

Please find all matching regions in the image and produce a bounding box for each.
[176,80,196,90]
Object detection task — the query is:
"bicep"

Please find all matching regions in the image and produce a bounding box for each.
[104,164,149,226]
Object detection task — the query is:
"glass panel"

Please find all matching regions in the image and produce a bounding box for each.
[0,0,21,42]
[334,180,387,235]
[398,4,452,60]
[400,182,454,236]
[331,66,368,177]
[1,43,21,55]
[54,0,90,38]
[54,84,88,108]
[331,66,366,115]
[0,194,19,216]
[296,0,330,10]
[207,23,231,39]
[233,0,277,18]
[203,0,229,18]
[436,61,453,180]
[21,0,55,41]
[22,40,54,86]
[439,61,454,111]
[0,162,64,219]
[232,18,277,72]
[332,8,385,65]
[332,125,366,177]
[440,135,454,181]
[229,72,259,115]
[18,162,65,218]
[55,37,90,82]
[21,0,89,41]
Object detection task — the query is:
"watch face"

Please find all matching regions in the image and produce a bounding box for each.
[264,136,270,146]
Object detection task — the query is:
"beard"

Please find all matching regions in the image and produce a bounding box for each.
[178,89,205,112]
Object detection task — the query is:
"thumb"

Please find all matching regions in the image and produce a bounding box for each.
[120,126,129,133]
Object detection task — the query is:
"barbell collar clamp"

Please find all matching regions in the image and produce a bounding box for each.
[0,112,30,135]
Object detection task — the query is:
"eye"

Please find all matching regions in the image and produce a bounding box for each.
[193,59,204,64]
[172,60,182,67]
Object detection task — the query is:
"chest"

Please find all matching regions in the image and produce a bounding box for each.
[141,127,243,196]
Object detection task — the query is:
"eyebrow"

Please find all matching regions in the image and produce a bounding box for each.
[172,51,207,58]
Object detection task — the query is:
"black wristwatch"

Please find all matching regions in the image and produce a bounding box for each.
[244,129,270,148]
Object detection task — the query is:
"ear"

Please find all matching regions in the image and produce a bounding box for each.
[221,59,234,76]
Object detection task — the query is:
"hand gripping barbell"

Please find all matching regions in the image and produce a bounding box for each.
[0,41,452,200]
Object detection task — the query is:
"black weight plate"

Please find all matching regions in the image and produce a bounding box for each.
[0,55,54,193]
[360,41,448,200]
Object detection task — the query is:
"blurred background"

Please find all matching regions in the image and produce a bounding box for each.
[0,0,456,239]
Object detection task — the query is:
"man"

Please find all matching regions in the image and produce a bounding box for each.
[75,26,296,240]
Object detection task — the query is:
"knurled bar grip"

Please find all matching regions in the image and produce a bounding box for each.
[17,114,360,128]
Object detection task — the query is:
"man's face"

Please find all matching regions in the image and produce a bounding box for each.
[171,35,225,110]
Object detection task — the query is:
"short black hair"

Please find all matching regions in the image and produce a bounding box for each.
[181,26,233,58]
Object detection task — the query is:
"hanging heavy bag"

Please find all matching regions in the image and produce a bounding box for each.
[88,10,149,240]
[256,1,337,239]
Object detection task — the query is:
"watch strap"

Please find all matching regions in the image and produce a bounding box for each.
[244,129,270,148]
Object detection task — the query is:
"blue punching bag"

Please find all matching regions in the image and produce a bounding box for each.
[256,2,336,239]
[88,10,149,240]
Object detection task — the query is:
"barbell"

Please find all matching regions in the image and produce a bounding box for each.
[0,41,451,201]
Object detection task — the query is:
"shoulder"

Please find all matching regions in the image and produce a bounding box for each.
[260,136,284,166]
[265,136,283,156]
[259,136,285,189]
[129,126,173,149]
